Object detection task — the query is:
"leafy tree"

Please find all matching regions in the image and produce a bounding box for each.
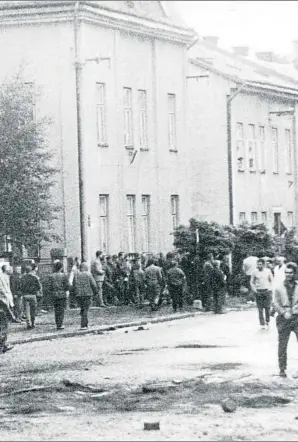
[282,227,298,263]
[0,73,60,257]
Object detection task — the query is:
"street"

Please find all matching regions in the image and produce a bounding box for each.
[1,309,298,441]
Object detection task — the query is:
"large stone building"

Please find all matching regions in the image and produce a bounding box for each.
[0,1,195,260]
[187,38,298,234]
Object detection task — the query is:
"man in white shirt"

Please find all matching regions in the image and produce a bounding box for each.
[251,258,273,329]
[273,257,286,290]
[242,251,258,295]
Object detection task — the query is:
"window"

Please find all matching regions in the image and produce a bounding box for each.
[272,127,279,173]
[168,93,176,151]
[285,129,292,174]
[239,212,246,223]
[124,87,133,147]
[138,90,148,150]
[261,211,267,224]
[141,195,150,252]
[274,212,282,235]
[236,122,245,171]
[247,124,256,171]
[99,195,109,253]
[96,83,107,146]
[258,126,266,172]
[251,212,258,224]
[171,195,179,229]
[287,211,294,227]
[126,195,136,252]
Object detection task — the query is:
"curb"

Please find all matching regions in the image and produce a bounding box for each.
[10,311,202,346]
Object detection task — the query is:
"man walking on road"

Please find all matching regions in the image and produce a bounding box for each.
[144,258,163,311]
[166,260,186,312]
[273,262,298,378]
[73,262,98,330]
[250,258,273,329]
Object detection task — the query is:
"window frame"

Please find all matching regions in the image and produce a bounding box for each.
[285,128,292,175]
[239,212,246,223]
[171,195,180,230]
[126,194,136,252]
[141,195,150,252]
[258,125,266,173]
[236,122,245,171]
[247,123,257,172]
[168,93,177,152]
[96,82,108,147]
[271,127,279,174]
[124,87,133,149]
[99,194,109,253]
[251,211,258,225]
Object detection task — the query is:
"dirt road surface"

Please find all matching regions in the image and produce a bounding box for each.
[1,309,298,441]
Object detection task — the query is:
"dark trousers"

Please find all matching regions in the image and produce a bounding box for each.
[201,284,213,311]
[146,284,161,310]
[53,298,67,328]
[277,314,298,371]
[213,288,225,314]
[13,296,23,320]
[256,290,272,325]
[168,284,183,312]
[23,295,37,327]
[76,297,91,328]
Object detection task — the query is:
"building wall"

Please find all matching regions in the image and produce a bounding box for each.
[81,22,191,258]
[0,20,81,258]
[232,91,296,230]
[186,63,231,224]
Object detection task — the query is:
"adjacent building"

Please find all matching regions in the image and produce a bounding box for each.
[187,38,298,234]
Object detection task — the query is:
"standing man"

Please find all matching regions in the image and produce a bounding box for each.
[273,262,298,377]
[166,260,186,313]
[48,261,70,330]
[91,251,106,307]
[73,262,98,330]
[144,258,163,311]
[242,249,258,298]
[20,263,42,330]
[10,264,23,322]
[202,253,215,312]
[250,258,273,329]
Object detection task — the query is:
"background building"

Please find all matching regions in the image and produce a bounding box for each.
[187,38,298,234]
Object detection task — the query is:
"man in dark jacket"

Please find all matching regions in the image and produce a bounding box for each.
[73,262,97,330]
[20,263,42,330]
[48,261,70,330]
[144,258,163,311]
[167,261,186,312]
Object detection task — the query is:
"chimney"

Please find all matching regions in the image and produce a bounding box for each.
[232,46,250,57]
[255,51,274,62]
[203,36,219,47]
[292,40,298,69]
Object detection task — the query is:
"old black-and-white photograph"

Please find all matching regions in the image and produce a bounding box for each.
[1,0,298,440]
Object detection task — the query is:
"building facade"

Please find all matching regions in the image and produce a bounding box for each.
[187,39,298,234]
[0,1,195,260]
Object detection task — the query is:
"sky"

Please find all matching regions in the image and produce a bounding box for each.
[174,1,298,56]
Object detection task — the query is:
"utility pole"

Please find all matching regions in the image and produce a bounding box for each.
[74,1,88,262]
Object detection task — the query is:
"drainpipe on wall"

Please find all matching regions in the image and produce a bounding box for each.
[74,1,88,262]
[226,80,249,225]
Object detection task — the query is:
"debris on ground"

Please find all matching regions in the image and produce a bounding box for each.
[144,421,160,431]
[62,379,106,393]
[221,398,237,412]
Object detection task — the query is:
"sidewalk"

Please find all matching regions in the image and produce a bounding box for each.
[8,297,254,346]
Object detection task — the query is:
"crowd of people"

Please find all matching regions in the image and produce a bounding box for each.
[1,247,298,379]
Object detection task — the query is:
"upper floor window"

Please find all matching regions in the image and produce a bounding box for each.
[138,90,148,150]
[285,129,292,174]
[287,211,294,227]
[236,122,245,171]
[171,195,179,229]
[96,83,107,146]
[168,93,176,151]
[247,124,256,171]
[258,126,266,173]
[271,127,279,173]
[124,87,133,148]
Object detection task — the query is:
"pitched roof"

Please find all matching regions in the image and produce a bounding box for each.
[188,39,298,97]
